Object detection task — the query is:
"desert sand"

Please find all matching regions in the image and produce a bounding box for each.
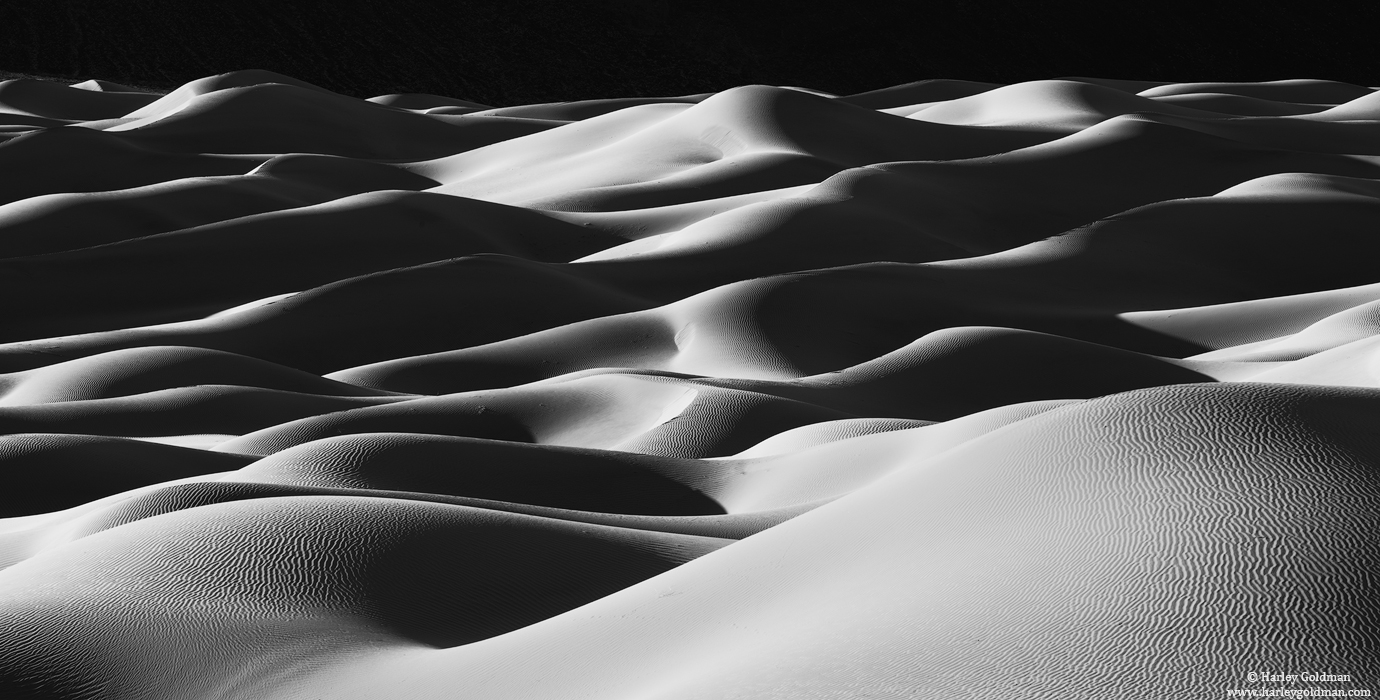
[0,70,1378,698]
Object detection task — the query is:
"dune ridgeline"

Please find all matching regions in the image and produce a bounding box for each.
[1,70,1379,699]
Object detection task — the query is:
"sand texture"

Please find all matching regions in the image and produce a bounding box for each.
[1,71,1379,699]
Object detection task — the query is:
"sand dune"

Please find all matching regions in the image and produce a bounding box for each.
[0,154,437,257]
[214,371,855,458]
[1135,78,1374,103]
[1123,281,1380,352]
[238,433,727,514]
[2,70,1379,698]
[367,93,492,112]
[467,94,710,121]
[0,385,408,442]
[572,114,1380,279]
[333,326,1214,417]
[331,185,1380,392]
[0,346,404,406]
[837,78,1001,110]
[68,80,154,94]
[1303,90,1380,121]
[0,496,731,698]
[288,383,1380,700]
[0,78,159,121]
[909,79,1232,131]
[1144,91,1333,116]
[118,69,339,121]
[108,82,500,160]
[0,127,265,206]
[418,85,1057,211]
[0,255,647,374]
[0,196,620,345]
[0,433,253,517]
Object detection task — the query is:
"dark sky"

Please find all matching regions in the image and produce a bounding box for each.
[1,0,1376,105]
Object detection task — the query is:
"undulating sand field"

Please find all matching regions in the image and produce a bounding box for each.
[1,70,1378,698]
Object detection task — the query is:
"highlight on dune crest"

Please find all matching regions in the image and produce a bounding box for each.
[1,69,1379,699]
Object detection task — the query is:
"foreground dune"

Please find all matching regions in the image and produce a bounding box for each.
[1,70,1378,698]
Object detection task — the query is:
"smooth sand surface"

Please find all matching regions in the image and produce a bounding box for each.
[1,70,1378,698]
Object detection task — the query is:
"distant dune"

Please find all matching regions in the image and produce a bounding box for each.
[1,71,1378,699]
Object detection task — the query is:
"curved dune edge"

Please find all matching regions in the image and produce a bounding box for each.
[1,70,1379,698]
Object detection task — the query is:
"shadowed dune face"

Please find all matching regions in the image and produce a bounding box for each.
[1,69,1379,698]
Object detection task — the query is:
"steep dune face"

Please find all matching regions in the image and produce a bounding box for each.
[1,70,1378,699]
